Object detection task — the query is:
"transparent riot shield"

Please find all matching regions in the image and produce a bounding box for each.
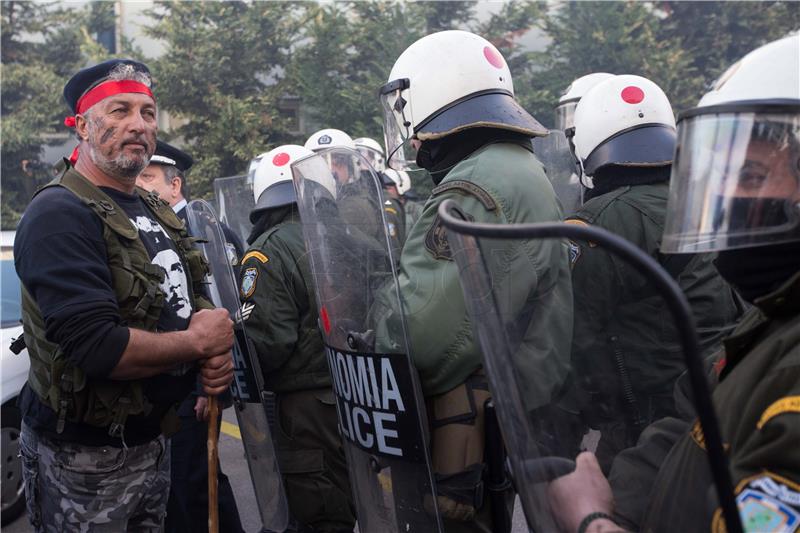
[186,199,289,533]
[533,131,583,214]
[291,148,443,532]
[437,200,743,533]
[214,174,254,244]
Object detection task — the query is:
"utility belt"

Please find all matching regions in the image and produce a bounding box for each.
[427,368,509,524]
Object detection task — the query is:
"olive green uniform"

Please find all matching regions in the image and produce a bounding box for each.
[379,141,573,532]
[567,182,743,469]
[240,206,355,532]
[609,271,800,533]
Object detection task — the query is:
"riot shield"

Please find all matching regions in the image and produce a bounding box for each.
[533,131,583,214]
[186,199,289,533]
[437,200,743,533]
[214,174,254,244]
[291,148,443,532]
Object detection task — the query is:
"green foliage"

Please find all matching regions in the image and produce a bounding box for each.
[1,1,85,229]
[2,0,798,224]
[525,1,800,128]
[143,1,300,199]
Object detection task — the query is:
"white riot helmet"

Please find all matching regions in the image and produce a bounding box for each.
[571,74,677,178]
[304,128,356,152]
[382,168,411,196]
[251,145,335,221]
[662,33,800,254]
[555,72,614,131]
[353,137,386,171]
[379,30,547,169]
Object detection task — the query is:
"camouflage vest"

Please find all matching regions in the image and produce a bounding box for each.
[21,165,212,438]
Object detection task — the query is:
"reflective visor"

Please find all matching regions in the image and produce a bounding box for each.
[379,78,416,170]
[662,110,800,253]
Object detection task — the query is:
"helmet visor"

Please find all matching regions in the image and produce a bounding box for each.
[662,111,800,253]
[379,79,416,171]
[355,145,385,172]
[554,101,577,132]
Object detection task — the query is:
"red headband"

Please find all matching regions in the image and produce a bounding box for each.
[64,79,155,164]
[64,80,154,128]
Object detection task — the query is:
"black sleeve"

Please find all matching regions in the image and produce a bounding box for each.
[14,188,130,378]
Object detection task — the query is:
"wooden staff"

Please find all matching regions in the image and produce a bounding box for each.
[208,395,220,533]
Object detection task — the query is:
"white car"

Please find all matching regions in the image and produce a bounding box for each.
[1,230,29,524]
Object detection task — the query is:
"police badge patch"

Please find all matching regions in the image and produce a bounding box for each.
[425,213,473,261]
[714,474,800,533]
[388,222,397,237]
[241,267,259,298]
[318,134,332,145]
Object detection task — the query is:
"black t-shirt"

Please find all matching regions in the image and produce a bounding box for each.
[15,183,196,446]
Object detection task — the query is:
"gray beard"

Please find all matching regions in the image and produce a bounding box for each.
[88,144,150,181]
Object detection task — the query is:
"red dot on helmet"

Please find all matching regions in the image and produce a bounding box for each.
[272,152,291,166]
[621,86,645,104]
[483,46,504,69]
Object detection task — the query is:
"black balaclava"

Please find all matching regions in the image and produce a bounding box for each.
[247,204,296,245]
[416,127,533,185]
[584,165,672,201]
[715,240,800,303]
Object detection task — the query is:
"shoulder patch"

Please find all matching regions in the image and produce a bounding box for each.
[432,180,497,211]
[564,218,589,227]
[242,251,269,264]
[713,473,800,533]
[565,218,596,248]
[757,396,800,430]
[425,213,473,261]
[240,267,259,298]
[384,206,398,215]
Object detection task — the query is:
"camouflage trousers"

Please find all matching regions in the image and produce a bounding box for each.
[19,422,171,532]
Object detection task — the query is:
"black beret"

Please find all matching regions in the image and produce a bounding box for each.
[150,140,194,173]
[63,58,151,114]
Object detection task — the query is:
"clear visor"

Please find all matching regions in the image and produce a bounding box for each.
[380,84,416,171]
[554,101,577,132]
[355,146,385,172]
[291,151,339,203]
[662,112,800,253]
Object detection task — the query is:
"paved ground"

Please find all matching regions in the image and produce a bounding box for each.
[6,407,530,532]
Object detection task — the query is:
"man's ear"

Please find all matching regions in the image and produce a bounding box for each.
[171,177,182,199]
[74,114,91,142]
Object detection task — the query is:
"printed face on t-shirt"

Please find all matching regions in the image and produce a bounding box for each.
[129,214,193,326]
[151,248,191,319]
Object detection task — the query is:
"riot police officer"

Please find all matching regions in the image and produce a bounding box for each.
[378,30,572,532]
[564,74,743,471]
[240,145,355,533]
[548,33,800,533]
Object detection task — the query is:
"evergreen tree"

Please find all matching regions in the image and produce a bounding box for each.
[1,1,86,229]
[143,1,300,199]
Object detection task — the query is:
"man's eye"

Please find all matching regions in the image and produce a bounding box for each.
[739,170,768,190]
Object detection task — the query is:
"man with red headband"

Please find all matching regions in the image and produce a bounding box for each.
[13,59,235,531]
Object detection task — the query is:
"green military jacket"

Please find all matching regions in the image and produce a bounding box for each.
[568,182,743,422]
[240,207,330,393]
[614,271,800,533]
[380,141,573,397]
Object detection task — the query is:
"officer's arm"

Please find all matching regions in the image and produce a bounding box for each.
[239,246,299,371]
[710,352,800,527]
[568,218,624,384]
[387,188,503,375]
